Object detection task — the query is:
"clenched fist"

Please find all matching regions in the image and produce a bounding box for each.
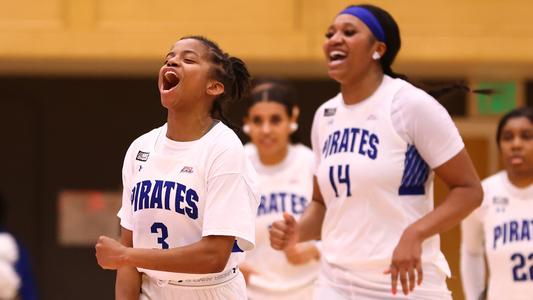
[269,212,299,251]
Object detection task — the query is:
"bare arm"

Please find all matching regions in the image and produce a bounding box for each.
[97,234,235,274]
[387,149,483,295]
[115,228,141,300]
[270,176,325,249]
[297,176,326,242]
[407,149,483,238]
[284,241,320,265]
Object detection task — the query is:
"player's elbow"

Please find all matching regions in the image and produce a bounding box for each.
[469,182,483,209]
[461,181,483,218]
[198,236,235,273]
[205,252,230,273]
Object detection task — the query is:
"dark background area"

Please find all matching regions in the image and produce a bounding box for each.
[527,80,533,107]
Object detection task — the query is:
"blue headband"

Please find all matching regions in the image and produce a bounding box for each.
[339,7,386,43]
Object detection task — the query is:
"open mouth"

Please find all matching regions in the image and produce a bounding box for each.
[329,50,347,62]
[163,70,180,91]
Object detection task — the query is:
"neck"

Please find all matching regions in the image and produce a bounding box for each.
[340,69,384,105]
[166,107,213,142]
[258,146,289,166]
[507,170,533,188]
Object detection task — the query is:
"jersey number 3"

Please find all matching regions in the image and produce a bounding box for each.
[329,164,352,197]
[151,222,169,249]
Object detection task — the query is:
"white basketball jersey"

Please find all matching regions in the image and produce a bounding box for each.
[118,122,259,281]
[311,76,451,275]
[243,144,319,296]
[475,171,533,300]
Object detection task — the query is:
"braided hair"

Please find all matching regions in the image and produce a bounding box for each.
[179,36,252,128]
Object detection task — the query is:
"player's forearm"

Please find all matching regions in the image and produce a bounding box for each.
[405,185,483,242]
[123,236,234,274]
[115,266,141,300]
[298,200,325,242]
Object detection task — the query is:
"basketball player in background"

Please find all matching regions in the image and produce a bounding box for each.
[461,107,533,300]
[269,4,483,299]
[0,193,20,300]
[240,81,319,299]
[0,192,38,300]
[95,36,259,300]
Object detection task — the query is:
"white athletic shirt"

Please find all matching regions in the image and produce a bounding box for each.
[461,171,533,300]
[311,75,464,275]
[0,232,20,299]
[118,122,259,281]
[243,143,319,294]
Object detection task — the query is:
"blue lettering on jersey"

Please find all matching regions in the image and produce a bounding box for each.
[493,219,533,249]
[150,180,164,209]
[322,127,379,160]
[185,189,199,219]
[138,181,152,210]
[163,181,175,210]
[257,192,308,216]
[131,179,200,220]
[175,183,186,215]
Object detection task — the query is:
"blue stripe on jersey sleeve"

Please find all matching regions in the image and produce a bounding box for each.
[231,240,244,252]
[399,145,429,196]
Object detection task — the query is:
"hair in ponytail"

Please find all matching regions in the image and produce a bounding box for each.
[344,4,494,100]
[179,36,252,129]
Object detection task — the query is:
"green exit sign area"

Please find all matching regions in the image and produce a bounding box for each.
[476,81,517,115]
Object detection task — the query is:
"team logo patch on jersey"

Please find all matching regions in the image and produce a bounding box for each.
[324,108,337,117]
[493,196,508,213]
[180,166,194,173]
[136,151,150,162]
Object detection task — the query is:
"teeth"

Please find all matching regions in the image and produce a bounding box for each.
[164,71,178,81]
[329,50,347,60]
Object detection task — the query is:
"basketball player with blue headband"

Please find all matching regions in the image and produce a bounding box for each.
[270,4,483,299]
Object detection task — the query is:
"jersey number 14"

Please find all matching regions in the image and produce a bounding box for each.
[329,165,352,197]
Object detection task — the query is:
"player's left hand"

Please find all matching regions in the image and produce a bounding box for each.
[384,227,423,296]
[95,235,127,270]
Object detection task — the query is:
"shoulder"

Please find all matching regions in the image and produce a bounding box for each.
[122,125,163,168]
[206,122,246,157]
[291,144,315,174]
[292,144,314,162]
[481,171,506,194]
[127,125,163,153]
[480,171,507,206]
[0,233,18,263]
[243,143,257,158]
[393,79,443,110]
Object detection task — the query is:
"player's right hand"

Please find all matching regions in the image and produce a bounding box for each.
[269,212,299,250]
